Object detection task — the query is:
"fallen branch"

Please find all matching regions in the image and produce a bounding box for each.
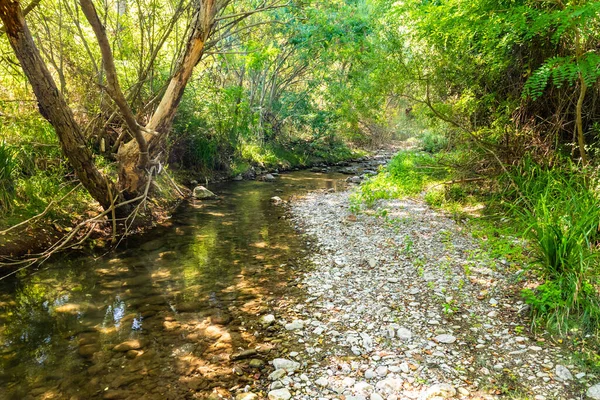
[442,178,486,185]
[0,167,156,278]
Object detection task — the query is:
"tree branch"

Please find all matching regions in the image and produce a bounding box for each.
[79,0,150,168]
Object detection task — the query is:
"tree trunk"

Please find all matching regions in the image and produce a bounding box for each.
[116,0,217,196]
[0,0,115,210]
[575,75,588,165]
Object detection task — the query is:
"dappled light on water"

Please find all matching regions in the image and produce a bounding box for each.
[0,170,348,399]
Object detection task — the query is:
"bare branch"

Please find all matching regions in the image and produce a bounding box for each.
[79,0,150,168]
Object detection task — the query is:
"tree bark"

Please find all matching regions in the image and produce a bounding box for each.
[79,0,149,169]
[575,74,588,165]
[116,0,217,196]
[0,0,115,210]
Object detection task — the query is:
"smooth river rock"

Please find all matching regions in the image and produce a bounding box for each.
[113,340,143,352]
[272,358,300,372]
[434,334,456,344]
[268,388,291,400]
[588,383,600,400]
[193,186,216,199]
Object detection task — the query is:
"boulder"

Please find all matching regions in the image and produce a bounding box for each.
[193,186,216,199]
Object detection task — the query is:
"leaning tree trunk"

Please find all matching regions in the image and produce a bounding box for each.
[0,0,115,210]
[116,0,217,197]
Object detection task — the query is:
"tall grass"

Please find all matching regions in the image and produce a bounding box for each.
[506,158,600,334]
[0,142,18,211]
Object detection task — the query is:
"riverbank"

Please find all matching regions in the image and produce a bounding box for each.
[0,144,372,263]
[255,189,600,399]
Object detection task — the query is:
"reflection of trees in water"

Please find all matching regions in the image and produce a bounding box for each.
[0,172,341,397]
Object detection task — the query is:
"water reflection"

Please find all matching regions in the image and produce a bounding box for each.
[0,170,348,399]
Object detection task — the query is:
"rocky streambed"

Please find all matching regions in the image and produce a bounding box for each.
[248,190,600,400]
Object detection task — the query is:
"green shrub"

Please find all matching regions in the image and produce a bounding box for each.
[420,131,449,153]
[506,159,600,334]
[353,151,449,207]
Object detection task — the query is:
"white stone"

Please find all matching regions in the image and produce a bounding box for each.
[587,383,600,400]
[399,362,410,373]
[285,320,304,331]
[260,314,275,326]
[375,377,403,393]
[272,359,300,372]
[425,383,456,399]
[555,365,573,381]
[315,377,329,387]
[342,377,356,387]
[354,381,374,392]
[434,334,457,344]
[268,388,291,400]
[370,393,384,400]
[397,328,412,341]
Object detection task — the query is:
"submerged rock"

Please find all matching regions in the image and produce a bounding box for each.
[113,340,143,352]
[78,344,100,358]
[231,349,257,360]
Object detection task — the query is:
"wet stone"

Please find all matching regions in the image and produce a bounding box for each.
[231,349,257,360]
[78,344,100,358]
[113,340,143,352]
[249,359,265,368]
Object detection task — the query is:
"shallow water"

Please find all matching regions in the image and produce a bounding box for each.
[0,170,351,400]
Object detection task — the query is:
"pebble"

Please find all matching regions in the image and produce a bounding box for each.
[555,364,573,381]
[434,334,456,344]
[425,383,456,398]
[268,184,589,400]
[267,388,291,400]
[272,359,300,372]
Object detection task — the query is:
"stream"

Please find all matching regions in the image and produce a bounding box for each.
[0,160,385,400]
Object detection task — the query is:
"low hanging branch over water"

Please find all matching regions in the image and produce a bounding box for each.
[0,166,158,280]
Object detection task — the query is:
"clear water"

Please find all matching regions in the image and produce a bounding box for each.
[0,170,349,400]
